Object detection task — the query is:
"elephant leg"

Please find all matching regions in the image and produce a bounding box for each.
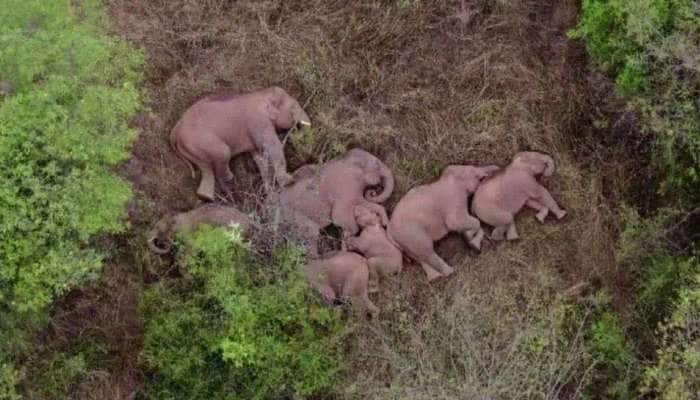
[417,251,454,282]
[487,209,514,241]
[366,258,381,293]
[195,162,216,201]
[292,212,320,258]
[491,226,507,241]
[342,264,377,318]
[213,159,234,199]
[506,223,519,240]
[462,215,484,250]
[526,199,549,223]
[445,208,483,250]
[253,151,273,193]
[533,185,567,220]
[318,284,337,304]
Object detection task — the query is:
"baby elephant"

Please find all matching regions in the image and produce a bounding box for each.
[388,164,499,282]
[147,204,252,254]
[472,151,567,241]
[305,251,379,319]
[346,204,403,293]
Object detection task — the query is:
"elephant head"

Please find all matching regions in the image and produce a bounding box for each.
[268,86,311,131]
[147,217,174,255]
[354,204,386,228]
[511,151,555,177]
[345,148,395,203]
[442,164,500,192]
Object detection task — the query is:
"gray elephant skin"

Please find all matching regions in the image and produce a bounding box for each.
[471,151,566,241]
[148,204,252,254]
[387,165,499,282]
[171,86,311,201]
[280,148,394,257]
[305,251,379,319]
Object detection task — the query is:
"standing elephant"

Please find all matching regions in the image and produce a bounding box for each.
[305,251,379,319]
[280,148,394,257]
[346,204,403,293]
[170,86,311,201]
[471,151,566,241]
[147,204,253,254]
[387,164,499,282]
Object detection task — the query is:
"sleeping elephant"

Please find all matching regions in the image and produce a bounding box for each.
[147,204,253,254]
[170,86,311,201]
[279,148,394,257]
[387,164,499,282]
[346,204,403,293]
[471,151,566,241]
[305,251,379,319]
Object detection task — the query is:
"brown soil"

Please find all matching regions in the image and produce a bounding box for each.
[42,0,643,397]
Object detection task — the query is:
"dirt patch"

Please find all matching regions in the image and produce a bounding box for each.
[103,0,639,396]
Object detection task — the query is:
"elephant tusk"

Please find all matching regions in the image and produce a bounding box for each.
[299,120,311,126]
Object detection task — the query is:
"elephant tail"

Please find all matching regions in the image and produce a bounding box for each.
[170,120,197,179]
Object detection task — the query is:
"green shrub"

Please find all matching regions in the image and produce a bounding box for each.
[0,0,142,395]
[570,0,700,202]
[640,272,700,399]
[140,226,344,400]
[587,311,639,399]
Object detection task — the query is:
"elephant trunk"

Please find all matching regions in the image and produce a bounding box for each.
[542,155,555,177]
[365,162,394,203]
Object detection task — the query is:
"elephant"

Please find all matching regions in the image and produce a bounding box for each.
[387,164,500,282]
[471,151,567,241]
[279,148,394,257]
[346,204,403,293]
[147,204,253,254]
[305,251,379,319]
[170,86,311,201]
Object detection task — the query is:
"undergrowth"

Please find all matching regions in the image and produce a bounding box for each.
[0,0,142,397]
[139,226,344,399]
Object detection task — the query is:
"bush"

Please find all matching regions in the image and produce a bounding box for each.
[640,271,700,399]
[570,0,700,202]
[140,226,344,400]
[587,310,639,399]
[0,0,142,395]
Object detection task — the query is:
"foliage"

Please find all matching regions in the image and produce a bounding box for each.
[587,310,638,399]
[140,226,344,400]
[0,0,142,396]
[641,272,700,399]
[570,0,700,202]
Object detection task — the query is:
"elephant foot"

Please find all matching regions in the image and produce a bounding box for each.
[422,264,444,282]
[555,210,567,220]
[468,228,484,251]
[506,225,519,241]
[441,265,455,277]
[490,227,506,241]
[536,209,549,223]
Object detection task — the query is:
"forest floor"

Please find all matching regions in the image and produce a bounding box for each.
[47,0,650,397]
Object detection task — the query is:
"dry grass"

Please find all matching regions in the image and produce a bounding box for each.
[103,0,635,397]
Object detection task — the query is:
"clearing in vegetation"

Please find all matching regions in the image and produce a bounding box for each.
[1,0,697,398]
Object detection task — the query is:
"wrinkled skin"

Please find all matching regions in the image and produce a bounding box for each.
[387,165,499,282]
[280,148,394,257]
[171,86,311,201]
[305,251,379,319]
[346,204,403,293]
[148,204,253,254]
[472,151,566,241]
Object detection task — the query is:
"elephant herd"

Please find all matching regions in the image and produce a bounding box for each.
[148,87,567,318]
